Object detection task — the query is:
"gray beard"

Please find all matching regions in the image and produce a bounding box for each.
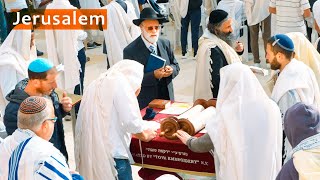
[216,31,236,47]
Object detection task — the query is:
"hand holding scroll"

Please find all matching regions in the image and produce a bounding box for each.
[175,130,191,145]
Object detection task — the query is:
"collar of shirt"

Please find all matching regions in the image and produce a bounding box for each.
[17,128,36,137]
[141,35,157,52]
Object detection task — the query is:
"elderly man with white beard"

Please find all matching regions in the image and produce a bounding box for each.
[123,7,180,109]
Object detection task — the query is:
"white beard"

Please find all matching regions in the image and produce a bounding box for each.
[142,29,159,44]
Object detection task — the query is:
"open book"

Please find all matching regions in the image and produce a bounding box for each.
[145,54,166,73]
[249,66,269,76]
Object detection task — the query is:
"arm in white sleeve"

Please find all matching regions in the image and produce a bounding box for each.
[114,81,144,134]
[77,30,87,41]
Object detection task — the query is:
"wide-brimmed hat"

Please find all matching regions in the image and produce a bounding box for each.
[133,7,167,26]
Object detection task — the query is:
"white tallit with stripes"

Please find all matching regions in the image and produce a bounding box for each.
[0,129,72,180]
[194,28,241,101]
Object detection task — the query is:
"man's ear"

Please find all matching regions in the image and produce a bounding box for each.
[41,120,49,133]
[277,52,285,61]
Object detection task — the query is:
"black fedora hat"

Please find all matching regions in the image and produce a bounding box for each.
[133,7,167,26]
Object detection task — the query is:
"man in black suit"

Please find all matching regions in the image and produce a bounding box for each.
[123,7,180,109]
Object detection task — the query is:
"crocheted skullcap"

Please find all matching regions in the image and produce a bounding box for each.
[19,96,47,114]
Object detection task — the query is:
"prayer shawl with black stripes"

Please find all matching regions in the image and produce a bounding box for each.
[194,29,241,101]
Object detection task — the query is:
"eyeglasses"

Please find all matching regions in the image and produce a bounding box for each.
[46,117,58,123]
[144,25,161,31]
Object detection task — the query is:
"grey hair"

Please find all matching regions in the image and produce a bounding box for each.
[18,98,54,131]
[207,17,229,35]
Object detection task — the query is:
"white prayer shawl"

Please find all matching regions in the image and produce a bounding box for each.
[79,0,100,9]
[179,0,189,18]
[102,1,141,67]
[0,129,72,179]
[203,0,217,16]
[271,59,320,111]
[313,1,320,30]
[293,148,320,180]
[206,63,282,180]
[0,29,36,62]
[217,0,245,38]
[244,0,269,26]
[45,0,81,93]
[193,29,241,101]
[0,30,35,123]
[128,0,140,17]
[75,60,145,180]
[286,32,320,89]
[169,0,182,29]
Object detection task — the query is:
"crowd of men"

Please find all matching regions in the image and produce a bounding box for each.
[1,0,320,179]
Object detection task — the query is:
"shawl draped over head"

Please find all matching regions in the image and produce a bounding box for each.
[276,103,320,180]
[75,60,144,180]
[286,32,320,89]
[0,29,36,123]
[102,0,140,67]
[206,63,282,180]
[45,0,81,93]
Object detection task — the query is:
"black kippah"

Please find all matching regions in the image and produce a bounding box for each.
[19,96,47,114]
[209,9,229,25]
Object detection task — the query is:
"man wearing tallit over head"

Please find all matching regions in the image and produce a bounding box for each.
[286,32,320,89]
[276,103,320,180]
[45,0,81,93]
[101,0,141,67]
[0,29,36,131]
[177,63,282,180]
[266,34,320,163]
[75,60,158,180]
[194,9,242,101]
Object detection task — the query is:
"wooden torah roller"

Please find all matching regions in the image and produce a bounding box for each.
[193,98,217,108]
[159,116,180,140]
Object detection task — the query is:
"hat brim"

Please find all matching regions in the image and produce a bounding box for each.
[133,17,167,26]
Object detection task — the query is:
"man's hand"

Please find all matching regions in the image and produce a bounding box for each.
[61,92,73,112]
[175,130,191,145]
[134,129,157,142]
[163,65,173,77]
[154,68,165,79]
[235,41,244,53]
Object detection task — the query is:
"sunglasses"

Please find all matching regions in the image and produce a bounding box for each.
[145,25,161,31]
[46,117,58,123]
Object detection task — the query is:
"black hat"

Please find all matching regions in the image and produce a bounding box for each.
[133,7,167,26]
[209,9,229,25]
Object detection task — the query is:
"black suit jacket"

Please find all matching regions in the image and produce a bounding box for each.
[123,36,180,109]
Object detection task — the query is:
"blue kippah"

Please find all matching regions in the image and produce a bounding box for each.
[28,58,54,73]
[271,34,294,52]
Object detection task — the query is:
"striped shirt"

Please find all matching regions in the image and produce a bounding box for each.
[313,1,320,28]
[270,0,310,35]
